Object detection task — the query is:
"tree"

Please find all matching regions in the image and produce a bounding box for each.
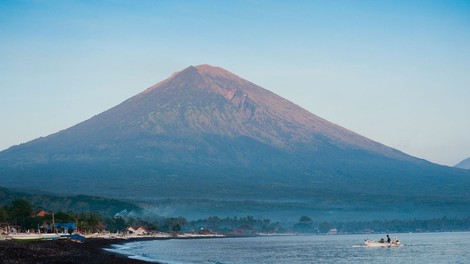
[0,205,9,225]
[105,216,127,232]
[9,199,33,229]
[293,215,314,233]
[299,216,313,223]
[165,217,187,233]
[79,213,101,233]
[172,224,181,232]
[319,221,333,233]
[54,211,73,222]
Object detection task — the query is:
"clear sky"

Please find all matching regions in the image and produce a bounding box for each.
[1,0,469,166]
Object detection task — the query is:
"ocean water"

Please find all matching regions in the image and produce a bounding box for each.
[106,232,470,264]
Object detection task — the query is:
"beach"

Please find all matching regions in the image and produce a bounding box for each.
[0,238,154,264]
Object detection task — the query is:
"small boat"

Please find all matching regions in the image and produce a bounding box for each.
[8,233,62,241]
[70,233,86,243]
[9,234,43,241]
[40,233,61,240]
[364,238,400,247]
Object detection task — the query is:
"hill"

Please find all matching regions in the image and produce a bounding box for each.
[455,157,470,170]
[1,65,469,220]
[0,186,140,217]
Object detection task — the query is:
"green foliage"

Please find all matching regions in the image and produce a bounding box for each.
[163,217,187,233]
[24,216,44,230]
[54,211,74,223]
[293,216,315,233]
[331,217,470,233]
[0,205,9,224]
[9,199,33,228]
[77,212,101,233]
[0,199,43,231]
[172,224,181,232]
[318,221,333,233]
[104,216,127,232]
[1,191,469,235]
[299,216,312,223]
[0,187,142,232]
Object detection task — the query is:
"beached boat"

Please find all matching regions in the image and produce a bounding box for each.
[70,233,86,243]
[9,234,43,241]
[364,238,400,247]
[84,232,99,239]
[40,233,61,240]
[7,233,62,241]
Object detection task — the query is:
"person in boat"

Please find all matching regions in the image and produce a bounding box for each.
[386,234,391,243]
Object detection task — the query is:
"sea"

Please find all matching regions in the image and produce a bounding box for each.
[106,232,470,264]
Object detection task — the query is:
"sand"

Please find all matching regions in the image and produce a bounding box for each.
[0,238,156,264]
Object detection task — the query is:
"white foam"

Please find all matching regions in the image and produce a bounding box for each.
[128,255,161,263]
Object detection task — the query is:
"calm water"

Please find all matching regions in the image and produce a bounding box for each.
[106,232,470,264]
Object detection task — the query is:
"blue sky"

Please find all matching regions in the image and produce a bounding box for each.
[1,0,469,166]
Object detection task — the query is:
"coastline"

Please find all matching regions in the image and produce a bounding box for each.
[0,237,157,264]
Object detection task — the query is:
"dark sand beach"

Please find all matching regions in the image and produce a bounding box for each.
[0,238,155,264]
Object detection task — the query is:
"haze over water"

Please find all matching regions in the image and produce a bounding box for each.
[107,232,470,264]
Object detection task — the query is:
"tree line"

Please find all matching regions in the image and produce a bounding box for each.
[0,199,186,234]
[1,199,469,234]
[291,215,470,233]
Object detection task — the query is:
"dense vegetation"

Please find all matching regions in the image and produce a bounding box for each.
[0,199,103,233]
[187,215,470,234]
[1,197,469,235]
[1,187,468,235]
[187,215,283,234]
[0,198,187,233]
[290,216,470,233]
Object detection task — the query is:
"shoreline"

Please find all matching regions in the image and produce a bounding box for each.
[0,237,157,264]
[0,234,228,264]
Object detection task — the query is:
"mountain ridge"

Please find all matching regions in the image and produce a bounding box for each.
[455,157,470,170]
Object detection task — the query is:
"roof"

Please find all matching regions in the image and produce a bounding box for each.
[36,210,48,217]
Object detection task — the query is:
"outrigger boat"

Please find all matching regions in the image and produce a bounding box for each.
[364,237,400,247]
[9,234,43,241]
[8,233,61,241]
[40,233,61,240]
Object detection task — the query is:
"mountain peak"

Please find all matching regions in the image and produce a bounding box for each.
[142,65,201,93]
[194,64,242,81]
[142,65,249,108]
[116,65,412,157]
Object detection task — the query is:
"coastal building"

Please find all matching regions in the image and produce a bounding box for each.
[127,226,149,235]
[327,228,338,235]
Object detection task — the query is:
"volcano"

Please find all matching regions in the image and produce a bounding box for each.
[1,65,469,208]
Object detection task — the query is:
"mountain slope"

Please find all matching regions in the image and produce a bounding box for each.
[1,65,469,204]
[0,186,140,216]
[455,157,470,170]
